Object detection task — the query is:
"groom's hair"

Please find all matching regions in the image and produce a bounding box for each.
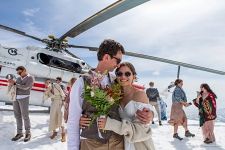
[16,66,26,71]
[97,39,125,61]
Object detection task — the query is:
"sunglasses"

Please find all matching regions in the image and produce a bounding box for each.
[116,71,132,77]
[112,56,121,64]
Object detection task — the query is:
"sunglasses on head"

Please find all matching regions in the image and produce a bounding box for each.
[116,71,132,77]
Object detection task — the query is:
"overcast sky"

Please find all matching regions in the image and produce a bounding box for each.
[1,0,225,108]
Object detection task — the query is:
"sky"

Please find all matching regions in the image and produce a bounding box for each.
[0,0,225,108]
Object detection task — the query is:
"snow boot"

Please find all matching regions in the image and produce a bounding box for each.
[61,132,66,142]
[11,133,23,141]
[185,130,195,137]
[50,131,57,139]
[173,133,183,141]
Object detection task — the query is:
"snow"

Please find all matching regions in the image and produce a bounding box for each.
[0,104,67,150]
[151,120,225,150]
[0,103,225,150]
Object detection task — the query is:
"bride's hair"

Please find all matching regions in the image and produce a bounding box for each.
[115,62,137,76]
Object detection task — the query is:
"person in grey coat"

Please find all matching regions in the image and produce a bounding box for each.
[146,82,162,126]
[9,66,34,142]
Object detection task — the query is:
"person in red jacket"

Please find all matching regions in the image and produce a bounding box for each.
[193,83,217,144]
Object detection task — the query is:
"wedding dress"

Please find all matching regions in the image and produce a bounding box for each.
[119,100,152,150]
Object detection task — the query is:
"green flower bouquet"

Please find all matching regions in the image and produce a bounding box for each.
[83,81,122,125]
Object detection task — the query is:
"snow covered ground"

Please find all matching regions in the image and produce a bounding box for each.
[0,103,225,150]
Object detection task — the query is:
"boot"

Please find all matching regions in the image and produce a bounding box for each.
[204,138,213,144]
[11,133,23,141]
[159,121,162,126]
[185,130,195,137]
[61,132,66,142]
[24,133,31,142]
[50,131,57,139]
[173,133,183,141]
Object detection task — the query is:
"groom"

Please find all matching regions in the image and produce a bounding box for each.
[67,39,153,150]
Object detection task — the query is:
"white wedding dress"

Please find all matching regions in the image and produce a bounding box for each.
[119,100,153,150]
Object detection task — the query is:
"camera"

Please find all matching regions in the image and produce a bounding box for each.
[6,74,16,80]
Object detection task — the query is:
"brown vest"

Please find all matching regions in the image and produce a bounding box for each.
[80,71,122,143]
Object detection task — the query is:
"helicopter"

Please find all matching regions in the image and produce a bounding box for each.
[0,0,224,107]
[0,32,91,106]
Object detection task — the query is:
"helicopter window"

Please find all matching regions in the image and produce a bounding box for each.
[72,63,82,73]
[37,53,51,65]
[37,53,82,73]
[51,59,66,67]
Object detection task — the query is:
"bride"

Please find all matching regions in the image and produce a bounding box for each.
[98,62,155,150]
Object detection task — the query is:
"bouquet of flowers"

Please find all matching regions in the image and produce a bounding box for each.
[82,77,122,125]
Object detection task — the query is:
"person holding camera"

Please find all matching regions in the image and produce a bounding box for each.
[193,83,217,144]
[44,78,66,142]
[9,66,34,142]
[168,79,195,140]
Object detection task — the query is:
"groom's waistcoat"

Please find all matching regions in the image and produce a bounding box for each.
[80,72,122,144]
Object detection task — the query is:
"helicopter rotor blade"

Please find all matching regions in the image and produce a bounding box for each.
[59,0,150,41]
[68,44,225,76]
[64,49,81,59]
[68,44,98,51]
[0,24,45,43]
[125,51,225,75]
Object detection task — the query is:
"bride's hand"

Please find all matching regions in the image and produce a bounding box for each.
[98,118,107,129]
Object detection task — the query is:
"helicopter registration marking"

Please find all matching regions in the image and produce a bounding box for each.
[0,60,16,66]
[8,48,18,56]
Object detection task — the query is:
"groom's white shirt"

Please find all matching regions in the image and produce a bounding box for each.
[67,73,111,150]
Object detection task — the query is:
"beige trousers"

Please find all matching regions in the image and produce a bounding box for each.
[49,99,64,132]
[149,101,161,121]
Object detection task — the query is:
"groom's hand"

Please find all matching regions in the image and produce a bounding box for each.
[80,115,91,128]
[136,108,153,124]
